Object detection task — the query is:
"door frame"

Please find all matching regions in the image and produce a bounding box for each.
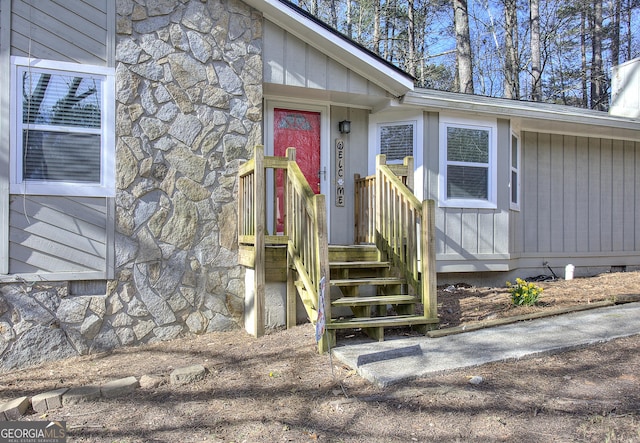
[265,99,331,238]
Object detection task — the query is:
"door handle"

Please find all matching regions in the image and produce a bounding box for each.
[318,167,326,180]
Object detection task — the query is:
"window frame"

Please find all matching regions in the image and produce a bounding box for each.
[510,131,521,211]
[438,116,497,209]
[10,56,115,197]
[368,111,423,200]
[377,120,416,163]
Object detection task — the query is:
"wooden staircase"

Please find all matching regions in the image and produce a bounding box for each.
[325,245,438,343]
[238,147,438,352]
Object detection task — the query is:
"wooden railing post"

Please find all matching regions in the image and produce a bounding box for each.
[403,156,414,191]
[421,199,437,320]
[375,155,387,261]
[252,146,265,337]
[354,173,361,243]
[286,148,297,329]
[314,193,332,353]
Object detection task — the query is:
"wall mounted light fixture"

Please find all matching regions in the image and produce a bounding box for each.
[338,120,351,134]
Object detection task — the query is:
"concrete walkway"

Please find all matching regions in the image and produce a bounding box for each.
[332,302,640,387]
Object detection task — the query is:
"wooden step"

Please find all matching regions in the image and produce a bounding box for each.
[328,245,378,262]
[326,315,439,329]
[332,295,418,307]
[330,277,405,287]
[330,261,391,271]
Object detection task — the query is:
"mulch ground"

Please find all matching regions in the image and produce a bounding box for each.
[0,270,639,442]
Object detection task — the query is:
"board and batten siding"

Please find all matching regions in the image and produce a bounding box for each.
[511,131,640,269]
[263,19,389,97]
[330,106,369,245]
[0,0,115,281]
[425,114,512,272]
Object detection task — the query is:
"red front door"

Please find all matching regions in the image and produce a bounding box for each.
[274,108,321,233]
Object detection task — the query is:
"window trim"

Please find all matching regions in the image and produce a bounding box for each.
[10,56,115,197]
[439,116,497,209]
[510,131,521,211]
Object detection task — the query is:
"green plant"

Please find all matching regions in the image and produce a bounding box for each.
[506,278,543,306]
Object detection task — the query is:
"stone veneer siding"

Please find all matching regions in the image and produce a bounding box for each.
[0,0,263,370]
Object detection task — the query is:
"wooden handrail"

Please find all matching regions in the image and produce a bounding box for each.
[285,148,330,352]
[359,154,437,321]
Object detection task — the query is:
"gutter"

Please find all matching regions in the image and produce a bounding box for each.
[402,89,640,133]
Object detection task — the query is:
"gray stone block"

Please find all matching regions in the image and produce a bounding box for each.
[31,388,68,413]
[170,364,206,385]
[0,396,30,420]
[62,386,101,406]
[101,376,139,398]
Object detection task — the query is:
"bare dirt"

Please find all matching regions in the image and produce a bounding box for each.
[2,271,640,442]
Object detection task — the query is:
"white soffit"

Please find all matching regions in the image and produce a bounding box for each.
[245,0,414,97]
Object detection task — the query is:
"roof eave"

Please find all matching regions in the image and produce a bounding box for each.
[245,0,414,97]
[403,89,640,132]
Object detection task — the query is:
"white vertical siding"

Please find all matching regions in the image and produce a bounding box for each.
[562,135,577,252]
[536,133,552,253]
[521,132,538,253]
[516,131,640,264]
[264,23,285,84]
[284,32,306,88]
[611,139,625,251]
[444,210,462,254]
[575,137,590,252]
[588,138,601,251]
[600,138,613,252]
[306,42,328,89]
[549,134,564,253]
[624,141,637,251]
[263,20,389,97]
[477,210,495,254]
[329,106,368,244]
[327,58,348,91]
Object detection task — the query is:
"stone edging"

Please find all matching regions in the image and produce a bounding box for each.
[0,364,208,421]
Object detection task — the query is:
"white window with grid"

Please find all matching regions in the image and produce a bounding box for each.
[378,121,415,162]
[439,116,497,209]
[10,57,115,197]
